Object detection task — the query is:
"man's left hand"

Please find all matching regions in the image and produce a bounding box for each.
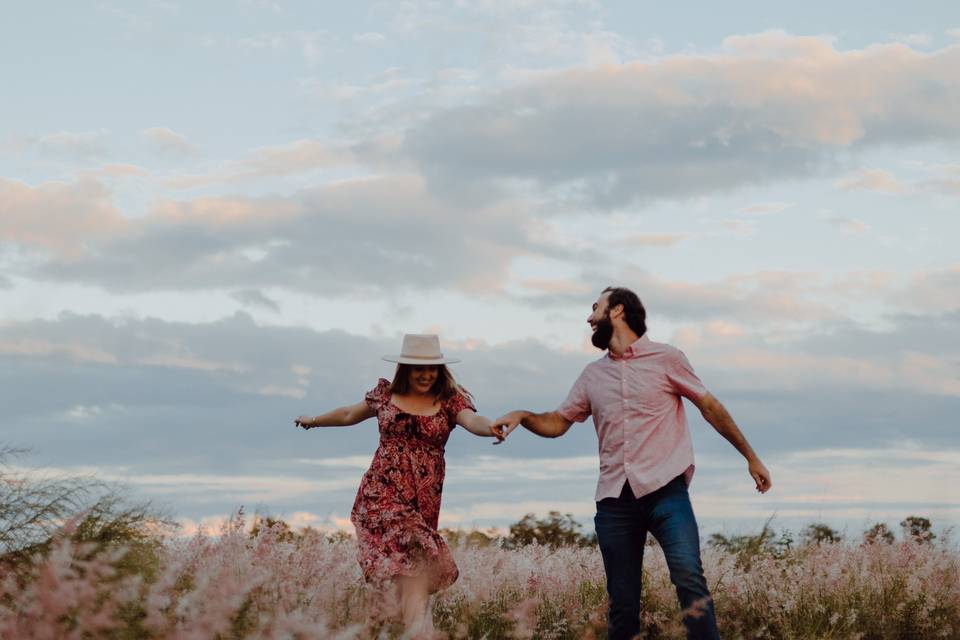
[749,459,772,493]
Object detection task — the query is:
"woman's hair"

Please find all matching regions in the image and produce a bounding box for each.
[602,286,647,337]
[389,363,470,403]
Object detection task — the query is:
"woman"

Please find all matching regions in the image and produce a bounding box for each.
[295,334,500,637]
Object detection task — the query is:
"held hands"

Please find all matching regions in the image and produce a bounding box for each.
[294,416,314,430]
[490,411,526,445]
[748,458,772,493]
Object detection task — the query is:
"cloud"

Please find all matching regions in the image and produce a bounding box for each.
[3,309,958,529]
[35,130,109,160]
[140,127,195,156]
[890,33,932,48]
[167,139,354,188]
[737,202,791,216]
[378,0,636,66]
[230,289,281,312]
[920,163,960,196]
[512,268,844,324]
[82,163,151,179]
[607,268,840,325]
[722,219,754,236]
[828,216,869,234]
[0,312,600,487]
[687,442,960,532]
[890,267,960,313]
[237,30,330,64]
[401,34,960,208]
[617,233,690,248]
[353,32,386,45]
[675,309,960,399]
[299,68,414,105]
[0,338,118,364]
[26,174,536,296]
[835,168,910,194]
[0,177,126,257]
[518,278,593,296]
[518,263,960,327]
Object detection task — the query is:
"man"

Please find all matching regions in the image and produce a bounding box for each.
[492,286,772,640]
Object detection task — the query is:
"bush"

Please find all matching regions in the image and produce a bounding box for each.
[706,518,793,570]
[505,511,597,549]
[801,522,843,546]
[0,446,175,578]
[901,515,936,544]
[863,522,896,545]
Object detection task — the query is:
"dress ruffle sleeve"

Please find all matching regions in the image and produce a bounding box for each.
[364,378,390,411]
[446,387,477,424]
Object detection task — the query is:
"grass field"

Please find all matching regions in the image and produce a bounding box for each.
[2,510,957,639]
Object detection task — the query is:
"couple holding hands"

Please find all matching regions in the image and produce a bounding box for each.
[295,286,772,640]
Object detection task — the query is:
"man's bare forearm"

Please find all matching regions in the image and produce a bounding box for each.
[491,409,573,441]
[520,411,571,438]
[698,394,759,462]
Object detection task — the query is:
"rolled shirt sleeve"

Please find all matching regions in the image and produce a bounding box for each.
[556,368,592,423]
[666,348,708,401]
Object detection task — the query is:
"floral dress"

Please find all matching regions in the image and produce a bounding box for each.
[350,378,475,593]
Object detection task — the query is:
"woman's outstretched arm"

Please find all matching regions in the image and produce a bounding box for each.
[295,401,376,429]
[455,409,498,441]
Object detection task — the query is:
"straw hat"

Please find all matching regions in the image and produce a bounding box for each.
[382,334,461,365]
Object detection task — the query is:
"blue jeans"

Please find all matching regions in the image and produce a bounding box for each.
[594,475,720,640]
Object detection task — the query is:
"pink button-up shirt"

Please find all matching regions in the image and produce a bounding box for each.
[557,335,708,501]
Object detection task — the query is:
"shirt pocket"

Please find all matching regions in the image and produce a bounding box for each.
[627,375,670,414]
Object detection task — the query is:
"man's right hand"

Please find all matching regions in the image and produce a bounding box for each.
[491,410,528,443]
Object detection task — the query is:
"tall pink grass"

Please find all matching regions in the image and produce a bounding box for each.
[2,512,957,639]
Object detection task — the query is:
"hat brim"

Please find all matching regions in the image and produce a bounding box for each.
[382,355,461,365]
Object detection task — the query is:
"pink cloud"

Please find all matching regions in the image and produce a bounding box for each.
[835,168,910,194]
[0,177,127,256]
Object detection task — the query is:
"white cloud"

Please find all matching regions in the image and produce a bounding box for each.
[140,127,195,156]
[890,33,933,47]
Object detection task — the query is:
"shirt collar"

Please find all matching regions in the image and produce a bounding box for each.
[608,334,650,360]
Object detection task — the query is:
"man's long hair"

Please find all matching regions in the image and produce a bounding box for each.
[602,286,647,337]
[389,364,468,402]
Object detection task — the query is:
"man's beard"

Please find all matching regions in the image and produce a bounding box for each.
[591,315,613,350]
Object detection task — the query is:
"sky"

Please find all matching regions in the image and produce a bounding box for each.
[1,1,959,540]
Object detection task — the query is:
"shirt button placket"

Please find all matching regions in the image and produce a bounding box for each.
[621,360,627,477]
